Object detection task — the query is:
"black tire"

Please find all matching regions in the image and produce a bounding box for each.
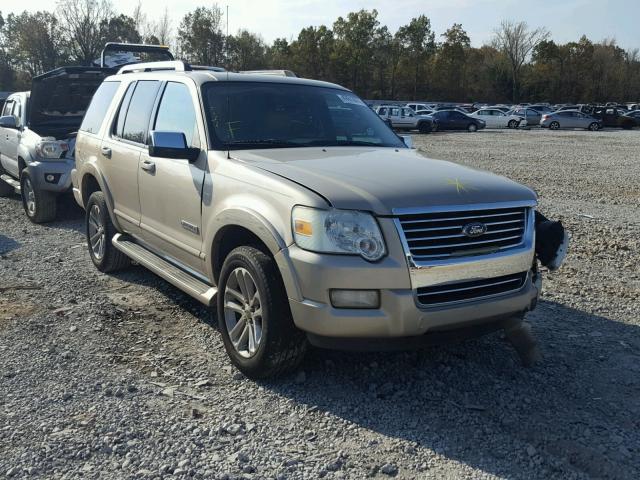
[431,121,439,132]
[467,123,478,132]
[418,122,431,134]
[85,191,130,272]
[588,122,600,131]
[508,119,518,129]
[549,121,560,130]
[20,170,57,223]
[217,246,307,379]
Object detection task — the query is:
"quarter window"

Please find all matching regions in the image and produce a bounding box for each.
[153,82,199,148]
[121,80,160,144]
[80,81,120,134]
[113,82,135,138]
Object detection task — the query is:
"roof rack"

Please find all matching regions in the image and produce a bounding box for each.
[117,60,192,75]
[191,65,226,72]
[239,69,297,77]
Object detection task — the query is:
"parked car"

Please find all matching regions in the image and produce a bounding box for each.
[430,110,486,132]
[591,107,636,129]
[72,60,546,377]
[375,105,434,133]
[509,107,543,126]
[469,108,524,129]
[624,110,640,126]
[414,108,434,116]
[0,43,175,223]
[405,102,432,112]
[540,111,602,130]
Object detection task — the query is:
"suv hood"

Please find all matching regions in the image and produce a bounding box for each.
[232,147,537,215]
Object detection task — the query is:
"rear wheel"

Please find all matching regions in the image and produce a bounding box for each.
[85,191,130,272]
[217,246,307,379]
[20,171,57,223]
[508,119,519,129]
[467,123,478,132]
[588,122,600,131]
[418,122,431,134]
[549,121,560,130]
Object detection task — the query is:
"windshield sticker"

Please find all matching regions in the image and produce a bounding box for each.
[337,94,366,107]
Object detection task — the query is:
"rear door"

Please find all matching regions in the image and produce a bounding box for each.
[138,80,207,273]
[101,80,161,234]
[0,98,16,173]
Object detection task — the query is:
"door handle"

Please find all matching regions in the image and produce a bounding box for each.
[140,160,156,173]
[101,146,112,158]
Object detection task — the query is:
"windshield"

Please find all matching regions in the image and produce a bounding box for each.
[202,82,405,150]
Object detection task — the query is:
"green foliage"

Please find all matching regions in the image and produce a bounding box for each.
[0,4,639,103]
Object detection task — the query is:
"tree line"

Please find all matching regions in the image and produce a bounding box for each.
[1,0,639,104]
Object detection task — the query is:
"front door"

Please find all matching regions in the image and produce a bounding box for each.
[1,97,22,176]
[138,81,206,274]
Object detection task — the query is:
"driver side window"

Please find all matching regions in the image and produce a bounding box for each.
[154,82,200,148]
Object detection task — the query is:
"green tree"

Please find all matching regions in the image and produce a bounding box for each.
[227,30,267,71]
[178,6,225,66]
[396,15,436,99]
[332,9,380,95]
[100,14,141,43]
[434,23,470,100]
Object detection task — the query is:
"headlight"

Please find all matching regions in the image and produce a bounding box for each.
[35,141,68,159]
[292,206,386,261]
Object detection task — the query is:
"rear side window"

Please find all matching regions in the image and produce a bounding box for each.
[113,83,135,138]
[80,81,120,134]
[122,81,160,144]
[153,82,199,148]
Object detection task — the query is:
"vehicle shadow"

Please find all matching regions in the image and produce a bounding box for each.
[100,264,639,478]
[259,300,640,479]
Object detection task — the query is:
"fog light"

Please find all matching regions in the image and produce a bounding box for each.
[45,173,60,184]
[330,289,380,309]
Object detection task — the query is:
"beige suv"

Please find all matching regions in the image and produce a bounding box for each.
[72,61,546,378]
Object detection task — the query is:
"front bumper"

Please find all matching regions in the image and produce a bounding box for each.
[26,158,74,193]
[283,215,540,341]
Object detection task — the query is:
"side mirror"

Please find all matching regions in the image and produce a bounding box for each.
[399,134,413,149]
[0,115,18,129]
[148,131,200,162]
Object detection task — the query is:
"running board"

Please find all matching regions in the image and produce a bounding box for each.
[112,233,216,306]
[0,174,21,194]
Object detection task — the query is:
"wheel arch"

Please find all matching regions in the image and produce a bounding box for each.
[78,165,122,232]
[207,207,302,301]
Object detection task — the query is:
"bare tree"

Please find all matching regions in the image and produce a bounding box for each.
[56,0,114,65]
[132,1,146,36]
[493,20,549,102]
[150,7,172,46]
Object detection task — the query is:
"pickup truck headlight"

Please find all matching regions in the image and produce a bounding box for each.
[292,206,386,261]
[35,141,68,159]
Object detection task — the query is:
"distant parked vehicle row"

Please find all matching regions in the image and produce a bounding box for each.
[374,105,434,133]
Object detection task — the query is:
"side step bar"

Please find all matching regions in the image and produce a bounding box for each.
[112,233,216,306]
[0,174,21,194]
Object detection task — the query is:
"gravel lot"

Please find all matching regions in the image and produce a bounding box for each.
[1,128,639,479]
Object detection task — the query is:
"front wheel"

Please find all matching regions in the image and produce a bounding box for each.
[467,123,478,132]
[20,171,57,223]
[588,122,600,131]
[217,246,307,379]
[85,191,130,272]
[549,121,560,130]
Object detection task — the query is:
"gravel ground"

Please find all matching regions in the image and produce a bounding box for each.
[1,128,639,479]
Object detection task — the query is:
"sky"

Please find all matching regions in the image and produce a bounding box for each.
[2,0,639,50]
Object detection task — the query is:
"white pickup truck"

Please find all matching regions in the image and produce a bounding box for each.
[0,43,175,223]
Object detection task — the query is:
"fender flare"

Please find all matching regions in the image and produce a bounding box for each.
[207,207,303,301]
[79,164,122,232]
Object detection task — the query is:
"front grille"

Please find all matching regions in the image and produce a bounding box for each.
[397,206,528,261]
[416,272,528,306]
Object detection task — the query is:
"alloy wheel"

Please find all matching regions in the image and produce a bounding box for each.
[223,267,263,358]
[23,177,36,216]
[88,204,106,260]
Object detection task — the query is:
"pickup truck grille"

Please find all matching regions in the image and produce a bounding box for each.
[416,272,527,306]
[397,206,529,261]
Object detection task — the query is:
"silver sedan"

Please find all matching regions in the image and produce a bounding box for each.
[540,111,602,131]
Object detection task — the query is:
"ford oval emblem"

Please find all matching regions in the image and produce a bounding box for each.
[462,222,487,238]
